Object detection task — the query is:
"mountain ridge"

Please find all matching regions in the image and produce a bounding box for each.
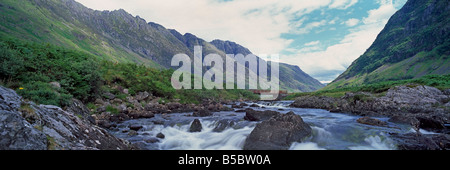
[0,0,324,92]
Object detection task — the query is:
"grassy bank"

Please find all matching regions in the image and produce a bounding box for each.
[285,74,450,100]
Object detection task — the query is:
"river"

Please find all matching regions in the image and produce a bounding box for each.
[110,101,435,150]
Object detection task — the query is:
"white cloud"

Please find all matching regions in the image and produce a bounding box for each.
[363,0,397,24]
[280,0,398,82]
[294,20,327,34]
[329,0,359,9]
[305,41,320,46]
[344,18,359,27]
[328,17,339,24]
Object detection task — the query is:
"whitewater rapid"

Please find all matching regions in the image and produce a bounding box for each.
[111,101,416,150]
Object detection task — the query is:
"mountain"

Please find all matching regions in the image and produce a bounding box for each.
[327,0,449,89]
[0,0,194,68]
[0,0,323,92]
[209,39,325,92]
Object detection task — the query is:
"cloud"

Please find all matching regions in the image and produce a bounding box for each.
[363,0,397,24]
[329,0,359,9]
[280,0,399,82]
[344,18,359,27]
[305,41,320,46]
[294,20,327,34]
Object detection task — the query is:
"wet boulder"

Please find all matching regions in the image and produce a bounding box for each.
[244,111,312,150]
[129,125,143,131]
[213,119,236,132]
[189,119,202,132]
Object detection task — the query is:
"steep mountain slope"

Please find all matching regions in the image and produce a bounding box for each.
[0,0,190,67]
[0,0,323,92]
[327,0,449,89]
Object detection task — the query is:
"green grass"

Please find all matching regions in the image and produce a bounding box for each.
[285,74,450,100]
[105,105,119,115]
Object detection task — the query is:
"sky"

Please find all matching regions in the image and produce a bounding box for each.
[75,0,407,83]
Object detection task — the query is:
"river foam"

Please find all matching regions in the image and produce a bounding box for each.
[158,120,255,150]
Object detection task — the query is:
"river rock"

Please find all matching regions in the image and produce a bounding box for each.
[144,137,160,143]
[129,125,143,131]
[244,111,312,150]
[156,132,165,139]
[244,108,279,121]
[213,119,236,132]
[356,117,387,127]
[128,110,154,119]
[135,91,150,101]
[192,109,212,117]
[189,119,202,132]
[249,104,260,107]
[103,92,115,100]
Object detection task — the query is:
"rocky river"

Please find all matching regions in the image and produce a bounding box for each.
[109,101,445,150]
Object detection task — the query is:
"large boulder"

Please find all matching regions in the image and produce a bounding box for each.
[244,111,312,150]
[0,86,133,150]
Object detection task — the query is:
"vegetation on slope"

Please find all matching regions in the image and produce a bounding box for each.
[0,38,258,107]
[285,74,450,100]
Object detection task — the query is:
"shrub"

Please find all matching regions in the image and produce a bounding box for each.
[17,81,72,106]
[0,38,102,105]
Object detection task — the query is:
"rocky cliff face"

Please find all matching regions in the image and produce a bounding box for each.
[0,86,133,150]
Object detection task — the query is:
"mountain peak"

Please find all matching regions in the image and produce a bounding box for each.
[210,39,252,56]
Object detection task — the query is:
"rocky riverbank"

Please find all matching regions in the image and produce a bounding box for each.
[0,86,134,150]
[290,85,450,150]
[291,85,450,133]
[90,88,235,130]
